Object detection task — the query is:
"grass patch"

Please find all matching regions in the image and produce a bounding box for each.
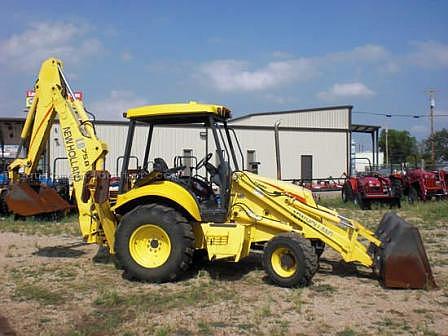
[0,214,80,236]
[94,290,124,306]
[237,323,255,332]
[269,320,290,336]
[14,283,65,305]
[285,288,303,312]
[66,309,125,336]
[336,328,357,336]
[197,320,212,335]
[81,281,238,335]
[5,244,18,257]
[311,283,337,294]
[319,197,357,210]
[94,281,237,315]
[154,326,172,336]
[319,196,448,230]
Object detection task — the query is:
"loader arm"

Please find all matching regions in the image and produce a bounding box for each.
[229,171,381,267]
[228,171,436,289]
[8,58,116,248]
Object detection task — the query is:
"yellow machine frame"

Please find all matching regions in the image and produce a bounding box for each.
[7,57,434,289]
[8,57,381,266]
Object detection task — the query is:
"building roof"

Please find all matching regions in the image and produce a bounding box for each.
[1,106,382,133]
[351,124,381,133]
[229,105,353,123]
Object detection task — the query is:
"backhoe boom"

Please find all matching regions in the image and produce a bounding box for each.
[7,58,116,247]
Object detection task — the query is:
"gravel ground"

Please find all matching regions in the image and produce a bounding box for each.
[0,203,447,336]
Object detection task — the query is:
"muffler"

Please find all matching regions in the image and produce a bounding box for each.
[5,182,71,217]
[372,212,437,289]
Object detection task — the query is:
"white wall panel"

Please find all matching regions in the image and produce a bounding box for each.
[48,108,349,182]
[233,129,347,179]
[230,107,350,129]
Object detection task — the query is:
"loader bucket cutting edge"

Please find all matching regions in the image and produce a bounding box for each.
[5,183,70,217]
[372,212,437,289]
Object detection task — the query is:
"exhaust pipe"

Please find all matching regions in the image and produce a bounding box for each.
[371,212,437,289]
[274,121,281,180]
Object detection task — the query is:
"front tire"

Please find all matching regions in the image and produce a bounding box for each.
[263,233,317,287]
[115,204,194,282]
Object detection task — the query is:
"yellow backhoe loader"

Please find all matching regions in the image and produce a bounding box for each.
[6,58,436,289]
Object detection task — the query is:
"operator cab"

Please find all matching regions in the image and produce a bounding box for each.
[118,101,244,222]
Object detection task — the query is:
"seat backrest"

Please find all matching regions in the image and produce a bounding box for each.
[153,158,168,172]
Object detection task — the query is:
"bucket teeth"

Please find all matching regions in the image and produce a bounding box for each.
[372,212,437,289]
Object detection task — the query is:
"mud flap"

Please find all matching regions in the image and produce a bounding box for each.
[5,182,71,216]
[372,212,437,289]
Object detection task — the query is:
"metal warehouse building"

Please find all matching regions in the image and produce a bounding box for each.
[1,105,380,181]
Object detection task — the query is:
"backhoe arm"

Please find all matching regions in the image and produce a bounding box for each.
[8,58,116,248]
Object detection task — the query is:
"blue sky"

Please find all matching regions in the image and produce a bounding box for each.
[0,0,447,142]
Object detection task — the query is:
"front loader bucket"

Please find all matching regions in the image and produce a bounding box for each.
[372,212,437,289]
[5,182,70,217]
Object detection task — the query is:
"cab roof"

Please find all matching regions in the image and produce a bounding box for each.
[125,101,231,122]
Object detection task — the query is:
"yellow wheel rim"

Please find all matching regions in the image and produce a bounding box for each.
[129,224,171,268]
[271,247,297,278]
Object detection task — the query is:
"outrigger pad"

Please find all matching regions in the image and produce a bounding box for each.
[373,212,437,289]
[5,182,70,217]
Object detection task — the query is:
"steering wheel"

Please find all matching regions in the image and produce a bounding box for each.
[196,153,213,170]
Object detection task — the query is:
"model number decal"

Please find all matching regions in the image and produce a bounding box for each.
[63,127,90,182]
[291,208,334,237]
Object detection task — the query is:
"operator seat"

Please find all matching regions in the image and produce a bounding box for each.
[153,158,169,173]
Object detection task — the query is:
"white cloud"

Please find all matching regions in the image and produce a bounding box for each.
[121,51,133,62]
[198,44,391,92]
[271,51,294,59]
[317,82,375,100]
[379,61,400,74]
[89,90,147,119]
[0,21,103,71]
[199,58,316,92]
[325,44,389,63]
[264,93,299,105]
[408,41,448,68]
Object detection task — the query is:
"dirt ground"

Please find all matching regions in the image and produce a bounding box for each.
[0,203,447,336]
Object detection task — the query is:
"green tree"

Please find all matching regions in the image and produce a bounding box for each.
[423,128,448,161]
[379,129,418,163]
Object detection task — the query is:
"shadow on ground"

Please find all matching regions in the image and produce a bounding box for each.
[0,313,16,336]
[32,242,87,258]
[120,251,379,285]
[319,258,375,280]
[195,252,264,281]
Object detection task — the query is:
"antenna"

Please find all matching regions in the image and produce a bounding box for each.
[427,90,437,163]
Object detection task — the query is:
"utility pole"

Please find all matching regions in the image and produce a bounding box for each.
[428,90,436,163]
[385,127,389,166]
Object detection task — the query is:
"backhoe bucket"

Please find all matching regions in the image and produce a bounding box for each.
[5,182,70,217]
[372,212,437,289]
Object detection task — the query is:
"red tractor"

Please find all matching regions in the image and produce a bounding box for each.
[401,167,448,202]
[342,158,401,210]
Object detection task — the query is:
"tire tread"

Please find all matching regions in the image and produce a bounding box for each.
[115,203,194,282]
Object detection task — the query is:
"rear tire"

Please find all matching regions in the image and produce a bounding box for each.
[263,233,317,287]
[389,197,401,209]
[408,186,418,204]
[342,182,353,203]
[0,189,9,215]
[115,204,194,282]
[354,193,369,210]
